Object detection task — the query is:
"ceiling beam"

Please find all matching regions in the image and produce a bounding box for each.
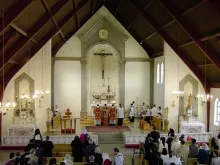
[72,0,80,29]
[127,0,154,30]
[178,32,220,48]
[0,0,33,35]
[3,0,91,80]
[52,4,102,57]
[197,63,215,67]
[103,0,106,6]
[140,0,207,43]
[10,23,39,44]
[114,0,122,16]
[41,0,66,42]
[0,28,15,44]
[0,0,70,71]
[91,0,96,15]
[130,1,208,89]
[160,0,220,71]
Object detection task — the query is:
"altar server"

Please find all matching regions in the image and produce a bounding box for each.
[94,104,101,126]
[151,104,158,116]
[117,104,124,126]
[109,104,117,126]
[145,105,151,124]
[141,102,145,113]
[129,104,135,122]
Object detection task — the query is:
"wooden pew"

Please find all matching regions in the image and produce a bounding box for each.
[53,144,72,152]
[52,152,72,157]
[187,158,198,165]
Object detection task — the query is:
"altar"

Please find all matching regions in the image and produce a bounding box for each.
[179,122,205,133]
[8,124,36,136]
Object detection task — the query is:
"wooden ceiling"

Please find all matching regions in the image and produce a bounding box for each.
[0,0,220,89]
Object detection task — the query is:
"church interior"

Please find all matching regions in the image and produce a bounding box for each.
[1,0,220,164]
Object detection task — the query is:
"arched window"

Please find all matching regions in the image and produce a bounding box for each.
[214,98,220,125]
[160,62,164,84]
[157,63,160,84]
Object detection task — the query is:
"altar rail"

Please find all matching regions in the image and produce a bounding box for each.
[1,135,98,147]
[124,132,213,147]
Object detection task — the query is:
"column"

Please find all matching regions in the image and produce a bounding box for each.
[80,58,88,117]
[51,59,55,108]
[150,59,154,106]
[119,57,126,107]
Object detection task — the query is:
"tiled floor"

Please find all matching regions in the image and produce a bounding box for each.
[0,119,155,164]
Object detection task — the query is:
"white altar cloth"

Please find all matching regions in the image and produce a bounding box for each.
[180,122,205,133]
[8,124,36,136]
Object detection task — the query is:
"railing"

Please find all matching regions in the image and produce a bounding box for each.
[125,132,213,145]
[2,135,98,146]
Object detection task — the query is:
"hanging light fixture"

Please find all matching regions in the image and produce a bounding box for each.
[172,56,184,99]
[0,11,16,115]
[195,41,213,104]
[34,46,50,104]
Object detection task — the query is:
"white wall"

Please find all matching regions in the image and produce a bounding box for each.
[54,61,81,117]
[55,6,150,115]
[210,88,220,137]
[125,62,150,114]
[2,41,51,136]
[154,56,164,108]
[164,42,206,132]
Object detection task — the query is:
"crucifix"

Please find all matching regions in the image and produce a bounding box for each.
[94,50,113,79]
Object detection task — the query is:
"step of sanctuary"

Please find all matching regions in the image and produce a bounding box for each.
[80,115,130,125]
[97,132,124,144]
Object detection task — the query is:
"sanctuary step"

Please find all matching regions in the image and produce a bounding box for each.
[80,115,130,125]
[97,132,124,144]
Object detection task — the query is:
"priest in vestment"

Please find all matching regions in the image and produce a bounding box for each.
[94,104,101,126]
[102,104,109,126]
[109,104,117,126]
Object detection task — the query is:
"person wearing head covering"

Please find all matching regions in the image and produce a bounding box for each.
[25,148,38,165]
[158,137,168,153]
[71,135,83,162]
[198,143,209,164]
[62,154,73,165]
[80,128,88,145]
[178,141,189,165]
[33,129,43,145]
[171,135,180,152]
[102,153,111,165]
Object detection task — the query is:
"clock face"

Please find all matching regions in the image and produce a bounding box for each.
[99,29,108,39]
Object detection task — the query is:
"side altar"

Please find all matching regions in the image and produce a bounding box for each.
[178,95,205,133]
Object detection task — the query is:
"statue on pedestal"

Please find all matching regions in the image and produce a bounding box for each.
[185,94,192,115]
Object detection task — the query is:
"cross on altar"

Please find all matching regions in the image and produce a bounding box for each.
[94,50,113,79]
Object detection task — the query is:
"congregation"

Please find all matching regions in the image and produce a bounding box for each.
[3,129,124,165]
[142,127,220,165]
